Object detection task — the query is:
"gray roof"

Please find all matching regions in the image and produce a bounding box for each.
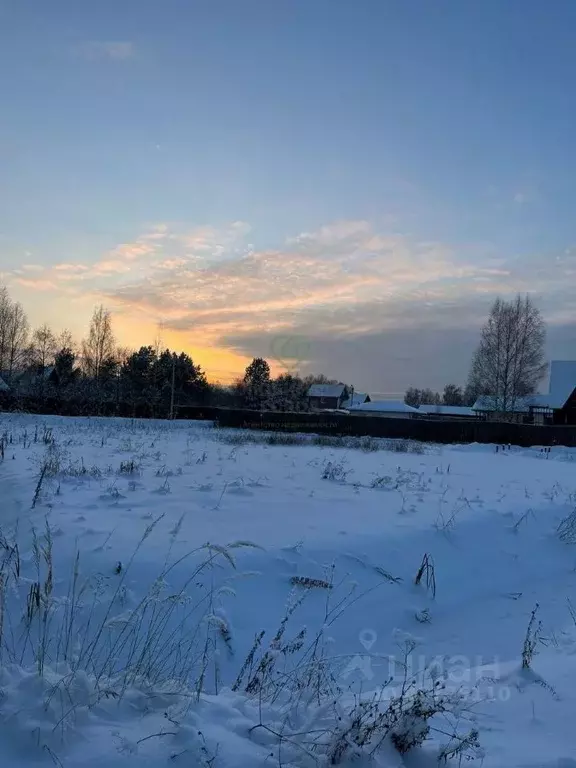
[472,396,532,413]
[545,360,576,408]
[307,383,346,398]
[418,404,475,416]
[341,392,369,408]
[350,400,419,413]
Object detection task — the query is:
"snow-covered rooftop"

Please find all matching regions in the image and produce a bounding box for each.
[418,404,476,417]
[473,360,576,412]
[546,360,576,408]
[307,383,346,398]
[349,399,418,413]
[472,396,532,413]
[341,392,369,408]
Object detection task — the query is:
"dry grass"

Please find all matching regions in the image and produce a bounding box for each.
[414,553,436,598]
[522,603,542,669]
[0,417,482,766]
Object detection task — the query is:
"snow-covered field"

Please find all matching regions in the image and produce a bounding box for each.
[1,414,576,767]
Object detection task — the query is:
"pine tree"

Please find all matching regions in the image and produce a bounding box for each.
[243,358,271,410]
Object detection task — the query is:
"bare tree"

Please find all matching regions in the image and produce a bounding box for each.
[82,305,116,382]
[404,387,441,407]
[467,294,547,412]
[0,288,29,382]
[442,384,464,406]
[0,287,11,373]
[29,324,57,370]
[28,324,57,398]
[57,328,76,354]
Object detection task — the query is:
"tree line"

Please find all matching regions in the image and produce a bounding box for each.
[404,294,548,412]
[0,287,337,415]
[1,285,551,418]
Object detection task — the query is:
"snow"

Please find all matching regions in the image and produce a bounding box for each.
[2,414,576,767]
[341,392,369,408]
[417,404,476,417]
[350,400,419,413]
[472,395,533,412]
[473,359,576,412]
[545,360,576,408]
[307,383,346,399]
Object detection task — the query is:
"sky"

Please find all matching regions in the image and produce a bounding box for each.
[2,0,576,395]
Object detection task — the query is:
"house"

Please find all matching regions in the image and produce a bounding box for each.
[473,361,576,425]
[417,404,478,420]
[348,400,419,419]
[341,392,370,409]
[472,395,531,423]
[307,383,349,411]
[0,376,9,394]
[5,366,60,395]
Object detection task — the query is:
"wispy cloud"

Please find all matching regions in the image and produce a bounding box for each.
[53,263,89,273]
[10,219,576,388]
[14,277,58,291]
[95,221,523,342]
[74,41,136,61]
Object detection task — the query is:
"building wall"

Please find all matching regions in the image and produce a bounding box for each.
[554,390,576,425]
[309,396,341,410]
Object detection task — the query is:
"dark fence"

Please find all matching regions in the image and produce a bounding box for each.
[214,408,576,448]
[0,395,222,420]
[2,395,576,447]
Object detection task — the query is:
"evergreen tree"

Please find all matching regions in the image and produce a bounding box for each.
[243,358,271,409]
[271,373,308,411]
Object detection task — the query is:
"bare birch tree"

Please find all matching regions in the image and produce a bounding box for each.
[0,287,29,381]
[29,324,57,369]
[467,294,547,412]
[0,287,11,373]
[28,324,57,397]
[82,305,116,382]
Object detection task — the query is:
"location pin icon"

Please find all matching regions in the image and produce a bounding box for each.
[359,629,377,651]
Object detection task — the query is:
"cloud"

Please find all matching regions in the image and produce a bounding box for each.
[99,220,527,353]
[14,277,58,291]
[10,219,576,390]
[91,260,132,276]
[74,41,136,61]
[108,242,157,261]
[54,263,89,272]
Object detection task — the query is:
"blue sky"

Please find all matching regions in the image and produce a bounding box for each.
[1,0,576,391]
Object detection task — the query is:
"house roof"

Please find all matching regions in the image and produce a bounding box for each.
[307,383,346,398]
[349,400,419,413]
[0,376,9,392]
[472,396,532,413]
[418,404,475,417]
[545,360,576,408]
[341,392,369,408]
[473,360,576,413]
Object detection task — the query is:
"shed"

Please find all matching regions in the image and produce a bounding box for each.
[307,383,349,411]
[348,400,419,419]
